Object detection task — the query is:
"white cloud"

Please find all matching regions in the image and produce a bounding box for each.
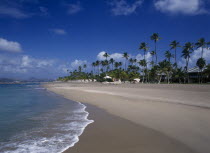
[0,0,31,19]
[178,47,210,68]
[0,50,154,79]
[0,38,22,53]
[0,54,69,79]
[97,51,151,63]
[39,6,49,16]
[21,55,31,67]
[0,1,49,19]
[0,6,28,19]
[135,52,152,68]
[67,2,82,15]
[189,47,210,65]
[50,29,67,35]
[97,51,123,61]
[136,52,152,61]
[70,59,87,69]
[154,0,208,15]
[97,51,106,60]
[20,55,55,68]
[109,0,144,16]
[57,64,69,73]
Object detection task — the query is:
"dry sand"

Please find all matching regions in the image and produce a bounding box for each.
[45,82,210,153]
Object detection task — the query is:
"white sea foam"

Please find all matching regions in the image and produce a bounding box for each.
[1,102,94,153]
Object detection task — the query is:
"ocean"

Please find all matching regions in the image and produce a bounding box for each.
[0,83,93,153]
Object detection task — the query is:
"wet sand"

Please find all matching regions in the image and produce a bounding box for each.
[65,104,195,153]
[45,83,210,153]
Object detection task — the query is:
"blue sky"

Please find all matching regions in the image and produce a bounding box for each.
[0,0,210,79]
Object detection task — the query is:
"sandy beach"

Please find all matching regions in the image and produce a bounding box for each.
[45,82,210,153]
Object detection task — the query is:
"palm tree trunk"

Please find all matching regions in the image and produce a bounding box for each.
[144,51,147,82]
[201,47,204,58]
[184,59,187,84]
[175,48,177,68]
[200,69,203,84]
[155,41,157,64]
[187,57,190,83]
[146,67,148,83]
[124,60,126,71]
[158,75,162,84]
[167,72,170,84]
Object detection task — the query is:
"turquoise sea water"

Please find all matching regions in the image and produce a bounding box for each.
[0,84,93,153]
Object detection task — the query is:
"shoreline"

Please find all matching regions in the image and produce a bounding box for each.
[64,103,195,153]
[45,82,210,153]
[58,102,94,153]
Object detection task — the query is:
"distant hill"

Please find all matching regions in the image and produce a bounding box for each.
[0,78,16,82]
[0,78,54,84]
[25,77,54,82]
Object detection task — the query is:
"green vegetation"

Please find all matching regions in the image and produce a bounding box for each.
[58,34,210,84]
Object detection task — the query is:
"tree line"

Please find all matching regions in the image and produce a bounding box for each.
[58,33,210,84]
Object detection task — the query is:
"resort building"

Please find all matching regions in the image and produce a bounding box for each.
[188,67,209,83]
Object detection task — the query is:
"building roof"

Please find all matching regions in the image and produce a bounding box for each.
[104,75,112,79]
[188,67,206,73]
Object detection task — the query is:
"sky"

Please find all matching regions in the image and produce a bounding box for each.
[0,0,210,79]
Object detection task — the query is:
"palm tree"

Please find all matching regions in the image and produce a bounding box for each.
[182,42,194,72]
[133,59,137,65]
[101,60,108,72]
[129,58,134,65]
[150,51,155,67]
[165,50,174,63]
[100,68,104,73]
[138,59,147,83]
[114,62,119,69]
[150,33,161,64]
[78,66,82,72]
[195,38,210,58]
[123,52,129,70]
[92,62,96,74]
[139,42,149,81]
[107,65,110,72]
[196,58,206,83]
[128,65,139,73]
[118,62,122,69]
[182,42,194,83]
[203,64,210,79]
[174,68,185,84]
[114,62,122,70]
[158,60,172,84]
[104,60,109,72]
[95,60,100,75]
[103,52,109,60]
[139,42,149,60]
[139,59,147,67]
[83,64,87,73]
[170,40,180,67]
[103,53,109,72]
[109,58,115,70]
[100,61,104,72]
